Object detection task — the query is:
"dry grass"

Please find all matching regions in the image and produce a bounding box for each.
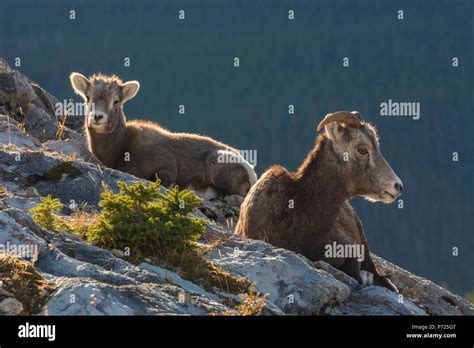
[151,247,266,314]
[0,253,55,314]
[67,152,78,161]
[3,143,17,151]
[232,289,269,316]
[210,288,269,316]
[55,116,67,140]
[151,249,252,297]
[202,233,230,253]
[207,262,251,295]
[0,185,8,198]
[67,206,98,240]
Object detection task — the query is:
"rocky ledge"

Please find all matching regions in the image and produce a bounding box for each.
[0,58,472,316]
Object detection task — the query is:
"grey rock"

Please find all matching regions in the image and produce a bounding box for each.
[31,83,58,118]
[0,114,41,149]
[314,260,361,291]
[0,210,47,256]
[61,127,88,148]
[23,105,59,142]
[372,254,474,315]
[64,114,84,133]
[330,286,426,315]
[44,231,167,286]
[0,71,36,109]
[3,206,44,236]
[0,142,143,207]
[199,197,240,230]
[22,104,86,147]
[139,262,220,301]
[3,195,39,212]
[223,194,244,207]
[25,186,39,198]
[44,277,227,316]
[0,297,24,315]
[43,139,100,164]
[206,236,350,314]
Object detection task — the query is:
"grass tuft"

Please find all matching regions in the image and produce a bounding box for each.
[0,253,55,314]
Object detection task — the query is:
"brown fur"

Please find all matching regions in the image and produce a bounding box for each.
[235,112,402,291]
[70,72,257,197]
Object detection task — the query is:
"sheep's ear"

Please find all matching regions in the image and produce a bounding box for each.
[324,122,346,141]
[69,72,90,99]
[122,81,140,103]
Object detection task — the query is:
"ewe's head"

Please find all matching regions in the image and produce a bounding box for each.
[317,111,403,203]
[70,72,140,134]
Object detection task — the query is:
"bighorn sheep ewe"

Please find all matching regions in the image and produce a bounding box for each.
[235,111,402,291]
[70,72,257,198]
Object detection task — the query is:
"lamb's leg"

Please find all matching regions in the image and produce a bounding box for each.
[152,169,176,188]
[207,150,254,197]
[212,163,251,197]
[193,186,219,200]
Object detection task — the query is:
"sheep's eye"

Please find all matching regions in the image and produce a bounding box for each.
[357,147,368,155]
[86,95,90,102]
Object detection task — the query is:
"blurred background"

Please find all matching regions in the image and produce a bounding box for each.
[0,0,472,296]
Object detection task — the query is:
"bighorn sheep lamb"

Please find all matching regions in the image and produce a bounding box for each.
[235,111,402,291]
[70,72,257,198]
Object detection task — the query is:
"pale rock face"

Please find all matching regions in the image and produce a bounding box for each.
[206,237,351,314]
[329,286,427,315]
[0,70,36,109]
[0,114,41,148]
[0,58,472,316]
[0,297,24,315]
[43,139,101,164]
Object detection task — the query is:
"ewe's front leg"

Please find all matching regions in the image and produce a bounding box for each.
[339,257,363,285]
[322,234,364,284]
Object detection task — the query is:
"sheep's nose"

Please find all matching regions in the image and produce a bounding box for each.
[94,114,103,122]
[394,182,403,193]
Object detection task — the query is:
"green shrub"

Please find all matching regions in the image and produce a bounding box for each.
[87,179,207,261]
[30,180,261,303]
[30,194,71,233]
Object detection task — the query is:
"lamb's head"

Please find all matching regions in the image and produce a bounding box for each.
[317,111,403,203]
[70,72,140,134]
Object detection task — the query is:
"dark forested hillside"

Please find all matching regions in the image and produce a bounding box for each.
[0,0,472,295]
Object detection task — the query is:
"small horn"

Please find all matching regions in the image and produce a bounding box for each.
[350,111,363,121]
[316,111,363,132]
